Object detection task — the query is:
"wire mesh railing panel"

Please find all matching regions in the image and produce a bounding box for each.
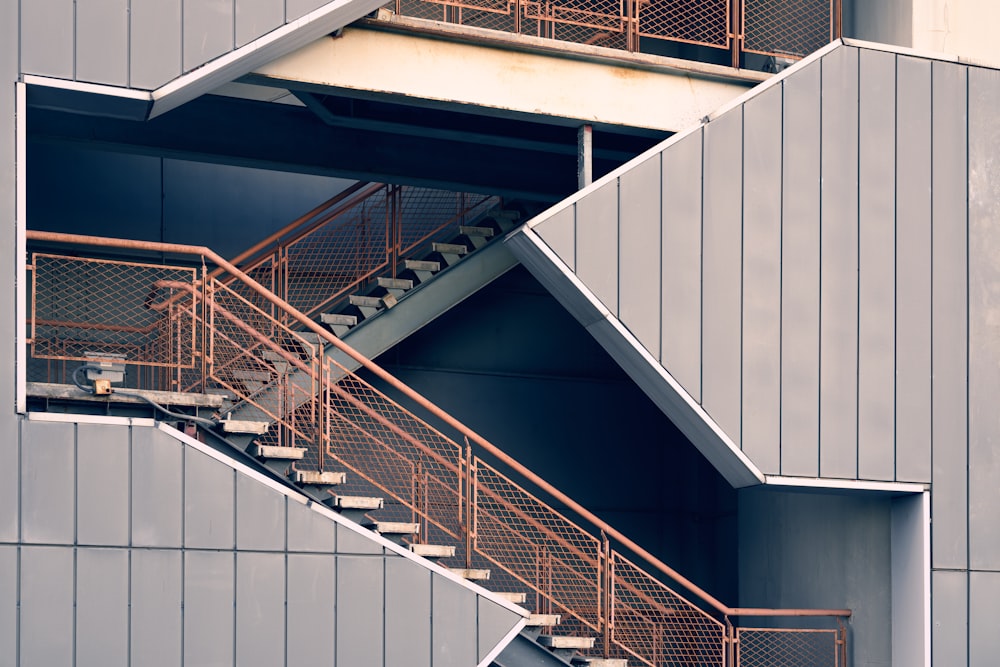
[736,628,841,667]
[637,0,729,47]
[397,188,497,256]
[521,0,627,46]
[31,254,199,370]
[475,460,603,631]
[611,552,726,667]
[743,0,832,57]
[282,191,390,317]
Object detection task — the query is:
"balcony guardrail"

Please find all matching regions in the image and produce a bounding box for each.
[26,230,849,666]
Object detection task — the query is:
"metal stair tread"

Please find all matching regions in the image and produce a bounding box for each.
[432,242,468,255]
[231,369,272,382]
[526,614,561,627]
[575,660,628,667]
[219,419,269,435]
[458,225,495,237]
[447,567,490,581]
[364,520,420,535]
[331,495,384,510]
[537,636,596,650]
[291,470,346,486]
[349,294,384,308]
[409,543,456,558]
[495,591,528,604]
[320,313,358,326]
[249,444,305,460]
[377,276,414,290]
[404,258,440,272]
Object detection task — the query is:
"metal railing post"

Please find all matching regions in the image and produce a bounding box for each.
[600,532,612,657]
[730,0,742,68]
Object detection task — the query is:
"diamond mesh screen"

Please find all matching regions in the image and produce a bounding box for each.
[737,628,841,667]
[637,0,729,47]
[743,0,832,57]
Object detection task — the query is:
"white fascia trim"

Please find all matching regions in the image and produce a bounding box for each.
[15,82,26,414]
[921,490,931,667]
[477,617,529,667]
[513,227,765,485]
[27,411,158,428]
[764,475,928,494]
[21,74,152,101]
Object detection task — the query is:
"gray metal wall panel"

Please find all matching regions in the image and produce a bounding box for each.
[477,597,519,663]
[931,61,969,570]
[20,0,74,78]
[702,108,743,447]
[932,570,968,667]
[21,420,74,544]
[970,571,1000,664]
[856,48,897,482]
[287,0,330,21]
[132,427,183,548]
[0,415,17,542]
[236,552,286,667]
[287,553,336,665]
[130,0,183,89]
[183,0,235,73]
[236,473,286,551]
[575,180,619,314]
[895,56,933,484]
[184,550,235,666]
[76,0,128,86]
[20,546,73,665]
[618,155,662,356]
[236,0,284,47]
[535,206,576,271]
[288,498,336,552]
[131,549,182,667]
[432,574,478,667]
[337,556,385,666]
[0,547,16,667]
[780,61,822,477]
[740,85,782,474]
[0,0,17,510]
[968,65,1000,571]
[661,129,703,401]
[819,46,860,479]
[76,548,128,667]
[77,423,129,546]
[338,522,383,555]
[385,558,431,667]
[184,448,235,549]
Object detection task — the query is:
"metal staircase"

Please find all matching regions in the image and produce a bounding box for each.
[24,220,851,667]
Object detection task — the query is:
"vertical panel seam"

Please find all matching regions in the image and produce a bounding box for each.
[72,0,77,80]
[893,54,900,482]
[127,429,133,666]
[778,80,785,476]
[126,0,132,88]
[963,64,971,667]
[817,54,824,477]
[739,104,745,451]
[855,49,861,481]
[699,126,705,406]
[658,151,664,364]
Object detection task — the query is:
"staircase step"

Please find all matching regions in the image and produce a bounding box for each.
[231,370,272,382]
[219,419,269,435]
[377,276,414,290]
[458,225,495,238]
[260,350,292,373]
[332,495,384,510]
[495,592,528,604]
[538,636,596,651]
[526,614,561,627]
[365,521,420,535]
[291,470,346,486]
[349,295,383,309]
[574,660,628,667]
[250,444,305,460]
[404,259,440,272]
[448,567,490,581]
[409,543,456,559]
[432,242,469,255]
[320,313,358,327]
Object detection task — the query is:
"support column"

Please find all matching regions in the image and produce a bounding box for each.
[577,124,593,189]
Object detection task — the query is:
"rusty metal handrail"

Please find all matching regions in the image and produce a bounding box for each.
[26,230,850,628]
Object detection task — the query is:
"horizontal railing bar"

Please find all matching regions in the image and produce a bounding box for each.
[25,229,851,620]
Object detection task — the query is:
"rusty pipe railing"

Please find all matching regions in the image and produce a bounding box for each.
[26,230,850,666]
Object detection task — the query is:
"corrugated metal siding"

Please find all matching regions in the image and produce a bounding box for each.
[15,0,370,91]
[3,417,523,666]
[521,44,965,487]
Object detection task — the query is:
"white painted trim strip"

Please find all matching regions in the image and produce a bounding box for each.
[764,475,928,493]
[15,82,26,415]
[513,227,765,485]
[22,75,152,100]
[27,411,158,428]
[921,491,931,667]
[477,616,529,667]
